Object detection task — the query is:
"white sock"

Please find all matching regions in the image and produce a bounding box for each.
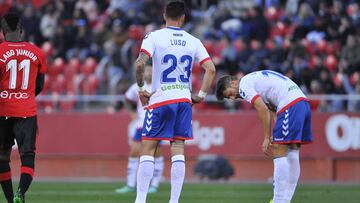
[127,157,139,188]
[286,149,300,202]
[169,155,185,203]
[135,156,154,203]
[273,157,290,203]
[151,156,164,188]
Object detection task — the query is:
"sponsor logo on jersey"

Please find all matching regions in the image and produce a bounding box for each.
[161,84,189,91]
[288,85,299,92]
[326,114,360,152]
[0,90,29,99]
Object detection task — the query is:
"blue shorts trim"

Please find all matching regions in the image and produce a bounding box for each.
[273,101,313,144]
[142,102,192,141]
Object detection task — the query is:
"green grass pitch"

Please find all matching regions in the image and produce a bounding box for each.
[2,182,359,203]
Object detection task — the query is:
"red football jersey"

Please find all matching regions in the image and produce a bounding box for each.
[0,41,47,117]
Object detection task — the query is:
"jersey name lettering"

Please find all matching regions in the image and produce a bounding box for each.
[170,39,186,46]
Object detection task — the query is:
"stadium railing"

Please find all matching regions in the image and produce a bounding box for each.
[36,94,360,112]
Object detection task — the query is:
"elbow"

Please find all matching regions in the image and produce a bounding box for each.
[207,64,216,76]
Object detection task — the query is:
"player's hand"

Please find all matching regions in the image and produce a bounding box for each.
[262,137,272,157]
[191,95,204,105]
[138,90,155,106]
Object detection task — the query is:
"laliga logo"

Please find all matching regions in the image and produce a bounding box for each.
[0,90,29,99]
[325,114,360,152]
[187,121,225,150]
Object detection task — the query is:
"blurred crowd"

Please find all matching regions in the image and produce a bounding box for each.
[0,0,359,111]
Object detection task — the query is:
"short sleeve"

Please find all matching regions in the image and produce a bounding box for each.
[140,32,155,57]
[239,76,260,104]
[194,39,211,65]
[125,84,139,102]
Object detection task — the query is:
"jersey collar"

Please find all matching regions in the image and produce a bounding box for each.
[166,26,182,30]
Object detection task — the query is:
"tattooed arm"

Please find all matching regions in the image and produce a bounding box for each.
[135,52,150,88]
[135,52,152,106]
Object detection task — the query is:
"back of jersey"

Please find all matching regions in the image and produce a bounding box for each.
[140,27,210,109]
[0,41,47,117]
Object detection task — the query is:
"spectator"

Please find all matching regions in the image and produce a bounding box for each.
[340,34,360,74]
[75,0,98,24]
[40,4,59,41]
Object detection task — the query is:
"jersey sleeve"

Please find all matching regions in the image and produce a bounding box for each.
[239,76,260,104]
[140,32,155,57]
[125,84,139,102]
[195,39,211,65]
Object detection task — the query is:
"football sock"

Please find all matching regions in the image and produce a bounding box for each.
[127,157,139,188]
[0,161,13,202]
[169,155,185,203]
[151,156,164,188]
[19,153,35,195]
[135,156,154,203]
[273,157,289,203]
[286,149,300,201]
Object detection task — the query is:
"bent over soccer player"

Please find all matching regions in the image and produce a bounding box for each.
[134,1,216,203]
[216,70,312,203]
[0,13,47,203]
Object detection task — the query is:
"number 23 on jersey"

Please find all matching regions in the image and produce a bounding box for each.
[161,54,193,83]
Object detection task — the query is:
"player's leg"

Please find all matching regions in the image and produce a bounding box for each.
[271,144,290,203]
[136,106,174,203]
[127,140,141,189]
[169,140,185,203]
[286,144,300,202]
[0,117,15,202]
[149,146,164,193]
[13,116,37,202]
[116,128,142,194]
[135,140,158,203]
[286,101,313,201]
[271,108,292,203]
[169,102,192,203]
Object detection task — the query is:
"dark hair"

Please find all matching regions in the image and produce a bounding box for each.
[216,75,237,101]
[165,0,185,20]
[2,12,20,32]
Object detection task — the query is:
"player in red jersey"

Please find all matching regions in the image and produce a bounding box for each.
[0,12,47,203]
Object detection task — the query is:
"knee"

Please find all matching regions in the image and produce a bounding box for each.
[272,144,288,158]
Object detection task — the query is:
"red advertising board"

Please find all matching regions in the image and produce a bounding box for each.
[36,112,360,158]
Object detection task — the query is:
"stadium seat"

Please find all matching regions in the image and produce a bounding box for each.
[41,41,53,57]
[48,57,65,78]
[80,57,97,76]
[324,55,338,72]
[79,74,99,95]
